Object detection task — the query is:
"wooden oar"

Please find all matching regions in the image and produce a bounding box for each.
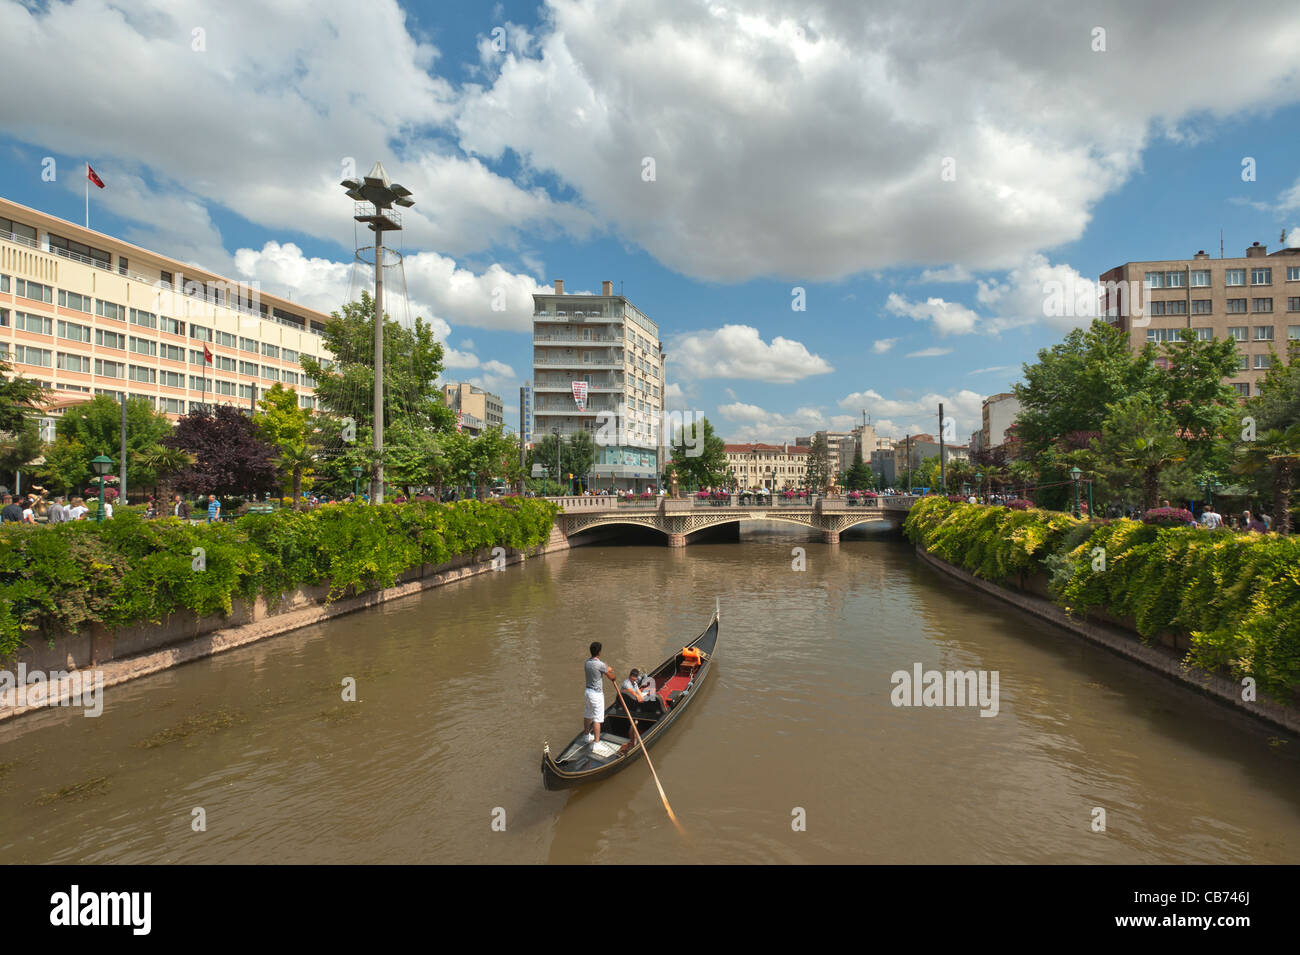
[612,678,685,837]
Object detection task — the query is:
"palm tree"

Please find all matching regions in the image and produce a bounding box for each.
[1234,423,1300,534]
[947,459,974,495]
[275,440,316,509]
[132,444,196,508]
[1008,460,1036,500]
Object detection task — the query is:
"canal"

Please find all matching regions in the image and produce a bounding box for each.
[2,523,1298,863]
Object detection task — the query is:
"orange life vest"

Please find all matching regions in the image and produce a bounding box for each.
[681,647,703,667]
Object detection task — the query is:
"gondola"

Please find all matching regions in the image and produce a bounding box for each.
[541,610,719,790]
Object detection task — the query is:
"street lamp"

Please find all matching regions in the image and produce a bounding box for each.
[91,455,114,522]
[1070,466,1083,518]
[552,426,561,496]
[351,465,362,499]
[340,161,415,506]
[1202,472,1223,509]
[975,471,983,504]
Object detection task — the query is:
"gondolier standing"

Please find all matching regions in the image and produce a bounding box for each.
[585,642,616,745]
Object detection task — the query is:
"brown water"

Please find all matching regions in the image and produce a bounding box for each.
[2,524,1298,864]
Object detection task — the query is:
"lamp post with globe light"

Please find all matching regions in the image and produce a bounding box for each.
[91,455,113,523]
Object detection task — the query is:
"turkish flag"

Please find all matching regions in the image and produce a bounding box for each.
[87,165,106,189]
[203,345,213,363]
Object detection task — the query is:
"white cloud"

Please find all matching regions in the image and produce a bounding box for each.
[884,293,979,336]
[455,0,1300,280]
[838,388,984,438]
[716,401,856,443]
[872,338,898,354]
[918,265,972,283]
[905,347,954,358]
[668,325,833,383]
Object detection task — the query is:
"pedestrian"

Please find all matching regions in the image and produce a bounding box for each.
[583,641,617,746]
[0,494,21,523]
[172,493,191,520]
[207,494,222,523]
[66,497,88,520]
[47,496,68,524]
[21,498,36,523]
[101,497,113,519]
[1200,505,1222,530]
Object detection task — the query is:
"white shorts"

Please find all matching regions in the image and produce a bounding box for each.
[584,688,605,721]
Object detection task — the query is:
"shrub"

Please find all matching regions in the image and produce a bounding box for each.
[0,498,559,659]
[1142,507,1195,527]
[1005,499,1034,510]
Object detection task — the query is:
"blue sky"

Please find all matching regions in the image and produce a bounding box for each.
[2,0,1298,443]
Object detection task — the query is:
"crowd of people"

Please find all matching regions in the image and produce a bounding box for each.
[0,492,103,523]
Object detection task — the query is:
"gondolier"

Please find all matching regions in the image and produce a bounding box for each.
[584,642,616,744]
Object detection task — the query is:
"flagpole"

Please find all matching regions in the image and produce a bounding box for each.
[85,163,89,229]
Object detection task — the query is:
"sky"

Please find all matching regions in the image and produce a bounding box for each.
[2,0,1299,444]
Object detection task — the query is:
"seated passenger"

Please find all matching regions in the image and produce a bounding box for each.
[621,669,666,717]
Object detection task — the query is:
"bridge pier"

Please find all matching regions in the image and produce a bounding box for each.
[667,533,686,548]
[821,529,841,544]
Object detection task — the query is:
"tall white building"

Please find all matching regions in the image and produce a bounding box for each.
[531,280,664,491]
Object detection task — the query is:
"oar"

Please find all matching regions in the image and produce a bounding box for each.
[613,679,685,837]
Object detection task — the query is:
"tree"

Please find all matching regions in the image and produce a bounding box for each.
[0,358,46,436]
[131,444,197,503]
[1234,423,1300,534]
[1249,340,1300,433]
[1159,335,1240,473]
[54,395,171,492]
[845,441,873,490]
[806,434,832,492]
[255,383,316,502]
[301,291,456,435]
[564,431,596,490]
[668,417,727,490]
[166,405,278,498]
[36,436,90,495]
[1092,395,1184,510]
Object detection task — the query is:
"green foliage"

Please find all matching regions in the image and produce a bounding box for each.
[54,395,171,490]
[906,497,1300,699]
[668,417,728,488]
[0,499,558,659]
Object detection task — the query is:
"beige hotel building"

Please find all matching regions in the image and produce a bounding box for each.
[1101,241,1300,397]
[723,442,810,490]
[0,197,332,434]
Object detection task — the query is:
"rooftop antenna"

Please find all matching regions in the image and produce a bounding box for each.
[620,280,624,297]
[1220,229,1224,258]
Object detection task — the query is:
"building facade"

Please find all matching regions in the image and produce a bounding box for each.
[1100,242,1300,397]
[981,392,1021,451]
[531,280,664,491]
[0,198,330,423]
[441,381,504,431]
[723,442,810,490]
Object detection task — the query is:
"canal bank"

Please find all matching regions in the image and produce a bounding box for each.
[914,545,1300,735]
[1,523,619,723]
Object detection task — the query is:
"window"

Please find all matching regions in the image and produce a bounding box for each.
[1190,270,1211,287]
[189,349,207,365]
[1289,297,1300,312]
[94,388,123,400]
[1149,300,1187,316]
[1251,268,1272,285]
[95,329,125,350]
[216,331,236,348]
[55,383,90,393]
[160,343,186,362]
[47,234,110,268]
[1192,327,1214,341]
[299,394,315,409]
[214,380,237,397]
[1227,298,1248,314]
[239,360,258,376]
[0,216,37,246]
[95,359,124,378]
[57,353,91,373]
[189,376,208,391]
[0,276,7,292]
[0,308,8,327]
[159,397,184,415]
[302,374,316,388]
[130,336,158,357]
[130,308,157,329]
[1254,326,1274,341]
[239,384,258,401]
[1164,271,1186,287]
[118,256,128,277]
[159,316,183,335]
[240,337,259,353]
[1225,269,1246,286]
[1229,326,1248,341]
[215,355,235,372]
[58,290,91,312]
[1191,299,1212,314]
[160,270,173,287]
[129,365,157,384]
[15,311,52,334]
[57,320,91,342]
[1144,271,1164,289]
[1233,382,1250,397]
[1291,326,1300,340]
[189,324,212,341]
[14,345,52,367]
[160,370,185,388]
[96,300,125,321]
[261,365,279,381]
[282,370,299,385]
[1253,298,1273,313]
[1254,354,1272,370]
[16,279,53,303]
[261,342,279,358]
[282,348,298,363]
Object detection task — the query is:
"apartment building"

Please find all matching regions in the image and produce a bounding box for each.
[981,392,1021,451]
[531,280,665,491]
[441,381,504,431]
[0,197,331,422]
[723,442,810,490]
[1101,241,1300,397]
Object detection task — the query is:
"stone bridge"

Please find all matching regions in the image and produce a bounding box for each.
[545,495,919,546]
